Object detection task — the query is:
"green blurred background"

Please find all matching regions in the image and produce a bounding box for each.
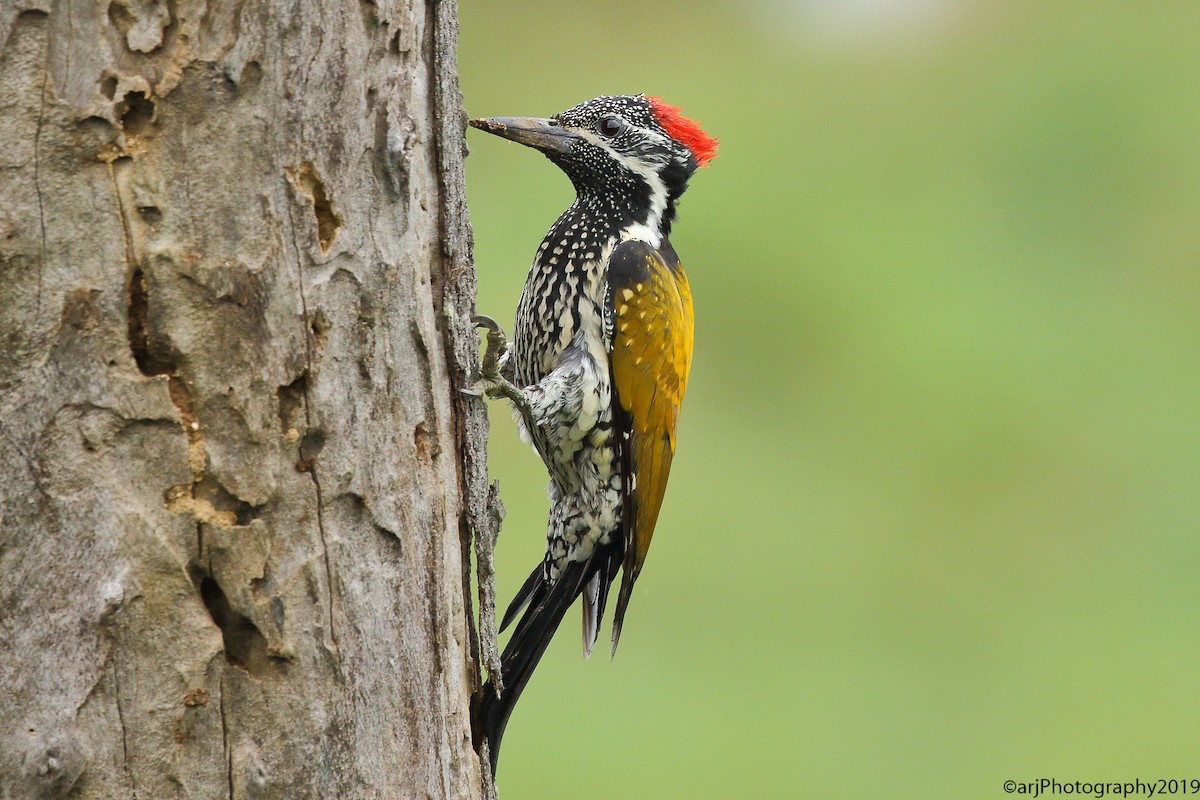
[458,1,1200,796]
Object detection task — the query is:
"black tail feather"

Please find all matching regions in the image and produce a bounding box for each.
[610,564,639,658]
[499,563,545,633]
[472,545,617,775]
[581,545,623,657]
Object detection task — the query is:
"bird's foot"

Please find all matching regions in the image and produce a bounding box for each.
[467,316,534,421]
[472,315,511,382]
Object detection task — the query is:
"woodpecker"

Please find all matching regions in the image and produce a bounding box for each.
[467,94,716,773]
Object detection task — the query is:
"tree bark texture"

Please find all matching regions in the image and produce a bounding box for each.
[0,1,491,797]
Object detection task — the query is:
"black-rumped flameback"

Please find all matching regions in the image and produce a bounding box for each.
[467,94,717,774]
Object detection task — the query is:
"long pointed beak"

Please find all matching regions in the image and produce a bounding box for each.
[468,116,578,155]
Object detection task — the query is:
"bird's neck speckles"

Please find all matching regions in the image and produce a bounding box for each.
[539,202,612,271]
[513,203,612,384]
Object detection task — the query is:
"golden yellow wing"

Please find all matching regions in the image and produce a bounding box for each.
[607,239,694,652]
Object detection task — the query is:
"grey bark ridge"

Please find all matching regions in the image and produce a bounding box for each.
[429,1,502,796]
[1,2,489,797]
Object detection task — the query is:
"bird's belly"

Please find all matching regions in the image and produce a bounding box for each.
[543,426,622,576]
[528,339,618,495]
[516,328,624,576]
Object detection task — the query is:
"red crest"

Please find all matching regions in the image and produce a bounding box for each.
[648,97,718,167]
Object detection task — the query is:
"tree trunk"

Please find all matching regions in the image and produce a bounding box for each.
[0,1,493,798]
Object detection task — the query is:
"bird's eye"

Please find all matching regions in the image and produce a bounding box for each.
[597,117,625,137]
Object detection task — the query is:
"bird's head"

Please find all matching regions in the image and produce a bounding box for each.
[470,94,717,235]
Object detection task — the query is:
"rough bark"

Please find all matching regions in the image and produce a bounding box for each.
[0,1,490,797]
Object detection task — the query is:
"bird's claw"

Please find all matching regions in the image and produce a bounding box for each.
[469,313,538,426]
[471,314,503,334]
[472,314,511,381]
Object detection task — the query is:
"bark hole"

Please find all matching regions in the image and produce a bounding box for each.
[309,310,331,352]
[310,180,341,252]
[199,578,276,674]
[297,430,325,472]
[118,91,155,136]
[277,372,308,434]
[288,162,342,254]
[127,266,174,375]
